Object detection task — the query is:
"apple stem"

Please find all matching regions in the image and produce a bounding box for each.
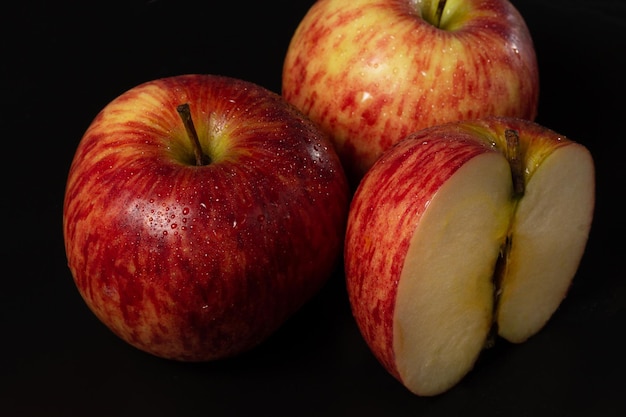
[434,0,447,28]
[177,103,210,166]
[505,129,525,197]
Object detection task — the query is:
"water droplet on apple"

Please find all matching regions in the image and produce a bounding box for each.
[182,207,190,215]
[258,214,265,222]
[171,223,177,229]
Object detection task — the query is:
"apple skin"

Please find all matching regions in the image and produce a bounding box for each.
[63,74,350,361]
[344,116,595,395]
[282,0,539,185]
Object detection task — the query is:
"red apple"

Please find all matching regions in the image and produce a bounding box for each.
[282,0,539,185]
[344,116,595,395]
[63,74,350,361]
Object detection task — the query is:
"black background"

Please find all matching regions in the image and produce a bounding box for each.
[2,0,625,416]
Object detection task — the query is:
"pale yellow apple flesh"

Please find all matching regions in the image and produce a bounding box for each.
[496,143,595,342]
[393,143,594,396]
[395,152,512,396]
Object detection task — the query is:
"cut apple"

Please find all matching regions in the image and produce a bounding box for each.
[344,117,595,396]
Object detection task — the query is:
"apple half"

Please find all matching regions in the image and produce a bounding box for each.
[344,116,595,396]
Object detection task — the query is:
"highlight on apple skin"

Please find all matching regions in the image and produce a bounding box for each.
[63,74,351,361]
[282,0,540,186]
[344,116,595,396]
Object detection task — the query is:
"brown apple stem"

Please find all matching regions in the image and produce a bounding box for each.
[505,129,525,197]
[177,103,209,166]
[434,0,447,28]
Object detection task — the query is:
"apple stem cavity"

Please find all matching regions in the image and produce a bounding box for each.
[177,103,211,166]
[505,129,525,197]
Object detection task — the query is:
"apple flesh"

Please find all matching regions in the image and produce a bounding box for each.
[282,0,539,185]
[63,74,350,361]
[344,116,595,395]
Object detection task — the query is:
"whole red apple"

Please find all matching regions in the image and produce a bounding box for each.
[282,0,540,185]
[63,74,350,361]
[344,116,595,395]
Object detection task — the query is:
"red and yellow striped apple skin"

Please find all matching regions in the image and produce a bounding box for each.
[64,75,350,361]
[345,129,495,379]
[282,0,539,185]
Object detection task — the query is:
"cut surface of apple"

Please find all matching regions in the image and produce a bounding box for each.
[395,152,513,396]
[496,143,595,342]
